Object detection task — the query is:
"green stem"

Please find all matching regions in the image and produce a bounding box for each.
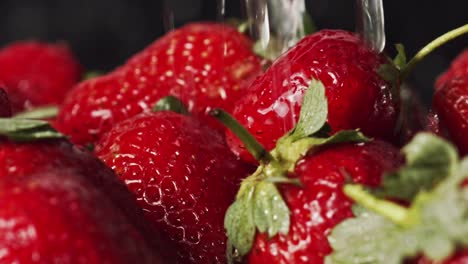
[344,184,412,227]
[152,96,189,115]
[13,106,59,119]
[401,24,468,80]
[210,109,273,163]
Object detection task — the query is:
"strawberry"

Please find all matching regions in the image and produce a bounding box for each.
[211,80,402,263]
[0,41,82,113]
[0,120,170,261]
[94,107,254,263]
[435,49,468,89]
[247,140,403,263]
[432,76,468,155]
[0,87,12,117]
[432,48,468,156]
[325,133,468,264]
[0,170,161,263]
[226,29,399,162]
[56,23,262,146]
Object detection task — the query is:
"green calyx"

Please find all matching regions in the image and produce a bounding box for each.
[326,133,468,264]
[0,118,64,141]
[213,79,369,263]
[152,96,189,115]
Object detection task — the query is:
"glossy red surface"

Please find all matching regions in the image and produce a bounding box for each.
[435,50,468,90]
[433,76,468,155]
[0,171,160,263]
[0,140,166,258]
[57,23,262,145]
[248,140,403,263]
[95,111,254,263]
[0,42,82,113]
[227,29,398,163]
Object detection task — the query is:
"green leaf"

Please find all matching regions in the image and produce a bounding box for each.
[288,79,328,141]
[253,181,290,237]
[0,118,50,133]
[0,118,64,141]
[83,70,103,80]
[326,157,468,264]
[325,206,416,264]
[276,130,370,170]
[13,106,59,119]
[152,95,189,115]
[224,185,256,258]
[393,44,407,70]
[375,133,458,201]
[225,164,292,260]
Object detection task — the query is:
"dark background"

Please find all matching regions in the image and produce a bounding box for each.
[0,0,466,101]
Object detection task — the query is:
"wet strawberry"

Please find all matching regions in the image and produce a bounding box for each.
[95,111,254,263]
[0,41,82,113]
[226,29,398,162]
[247,140,403,263]
[433,76,468,155]
[0,136,169,260]
[0,170,161,263]
[435,49,468,89]
[56,23,262,146]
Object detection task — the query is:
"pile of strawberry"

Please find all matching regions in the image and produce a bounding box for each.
[0,18,466,264]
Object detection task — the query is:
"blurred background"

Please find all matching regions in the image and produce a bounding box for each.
[0,0,466,102]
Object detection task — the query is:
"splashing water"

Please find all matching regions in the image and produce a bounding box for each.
[267,0,306,51]
[244,0,271,50]
[356,0,386,52]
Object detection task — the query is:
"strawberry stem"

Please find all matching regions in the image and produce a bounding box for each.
[210,109,273,163]
[13,106,58,119]
[401,24,468,80]
[152,96,189,115]
[344,184,413,227]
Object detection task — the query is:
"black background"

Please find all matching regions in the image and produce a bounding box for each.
[0,0,466,102]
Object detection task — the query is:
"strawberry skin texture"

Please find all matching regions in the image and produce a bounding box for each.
[227,30,398,162]
[248,140,403,263]
[0,140,169,260]
[0,171,161,263]
[0,88,12,117]
[57,23,262,145]
[95,111,254,264]
[435,50,468,89]
[433,77,468,155]
[0,42,82,113]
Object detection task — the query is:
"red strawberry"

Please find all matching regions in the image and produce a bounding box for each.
[247,140,403,263]
[432,76,468,155]
[95,110,254,263]
[226,29,398,162]
[0,170,161,263]
[0,42,82,113]
[0,87,12,117]
[56,23,262,146]
[213,81,403,264]
[435,49,468,89]
[0,135,170,260]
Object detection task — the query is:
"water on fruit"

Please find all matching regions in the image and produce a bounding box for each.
[355,0,386,52]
